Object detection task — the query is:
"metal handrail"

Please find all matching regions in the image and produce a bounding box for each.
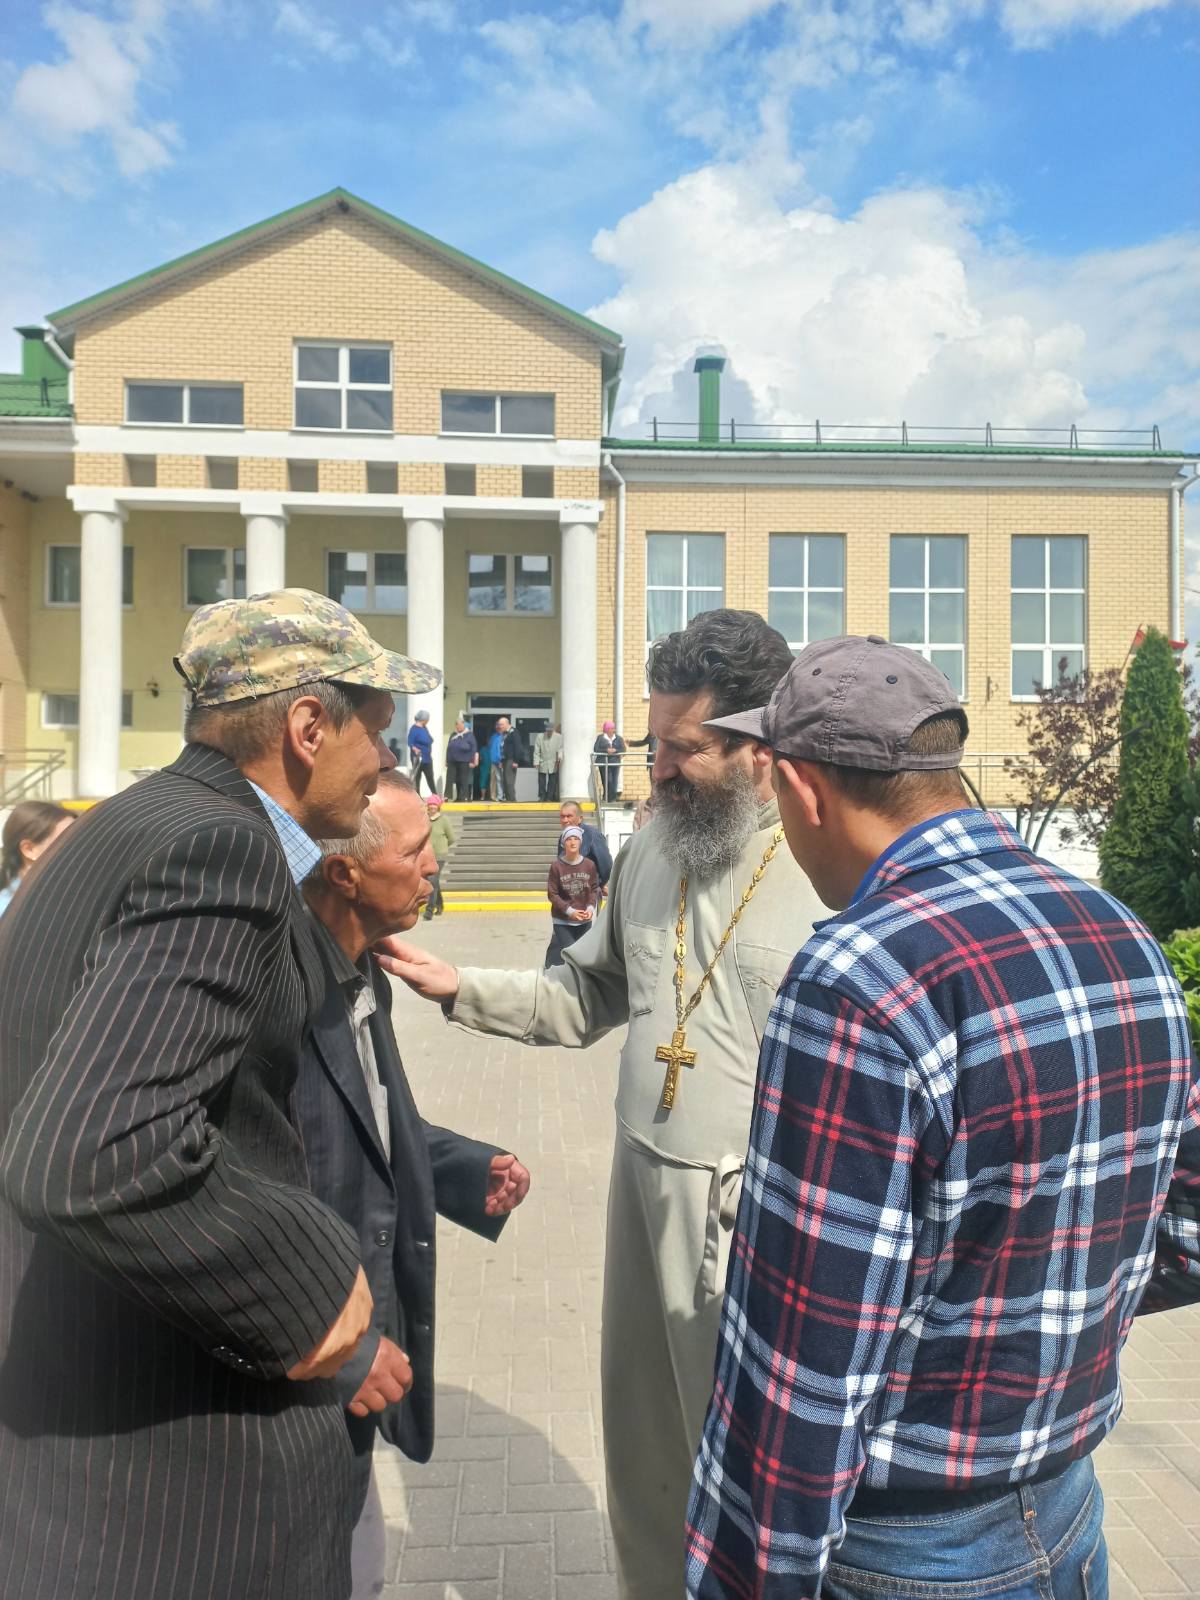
[631,419,1167,451]
[0,377,71,415]
[0,749,67,806]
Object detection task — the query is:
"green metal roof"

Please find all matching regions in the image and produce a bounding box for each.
[603,437,1191,461]
[47,188,624,353]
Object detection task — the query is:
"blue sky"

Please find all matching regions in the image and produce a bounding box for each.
[2,2,1198,602]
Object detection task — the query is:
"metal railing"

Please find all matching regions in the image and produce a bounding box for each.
[0,377,72,417]
[0,749,67,807]
[628,419,1164,452]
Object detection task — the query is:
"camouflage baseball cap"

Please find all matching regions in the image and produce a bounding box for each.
[173,588,441,708]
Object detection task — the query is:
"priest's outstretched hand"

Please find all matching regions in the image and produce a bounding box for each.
[375,937,460,1001]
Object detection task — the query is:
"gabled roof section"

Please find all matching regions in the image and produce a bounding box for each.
[47,188,624,356]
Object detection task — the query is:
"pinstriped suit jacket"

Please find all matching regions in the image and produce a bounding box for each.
[0,743,362,1600]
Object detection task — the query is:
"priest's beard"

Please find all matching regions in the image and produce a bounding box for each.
[653,761,760,882]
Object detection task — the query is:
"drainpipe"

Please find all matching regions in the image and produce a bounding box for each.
[602,452,626,728]
[694,354,725,444]
[1171,465,1200,640]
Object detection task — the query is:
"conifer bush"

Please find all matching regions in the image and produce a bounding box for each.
[1099,627,1189,938]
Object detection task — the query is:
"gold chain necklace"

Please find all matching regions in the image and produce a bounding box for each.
[654,826,786,1111]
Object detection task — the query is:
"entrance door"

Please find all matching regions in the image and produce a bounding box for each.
[467,693,555,801]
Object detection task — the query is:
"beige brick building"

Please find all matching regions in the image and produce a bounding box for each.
[0,188,1193,803]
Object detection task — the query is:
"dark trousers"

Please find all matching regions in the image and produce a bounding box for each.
[545,920,588,969]
[537,771,549,801]
[501,764,517,802]
[600,763,620,801]
[548,771,560,802]
[448,761,472,802]
[412,758,436,795]
[423,870,444,917]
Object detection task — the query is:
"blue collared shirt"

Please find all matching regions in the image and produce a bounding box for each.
[248,782,322,886]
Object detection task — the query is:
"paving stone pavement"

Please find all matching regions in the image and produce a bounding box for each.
[377,912,1200,1600]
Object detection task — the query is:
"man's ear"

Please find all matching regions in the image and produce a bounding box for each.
[323,854,361,900]
[749,740,774,774]
[775,757,824,828]
[284,694,328,773]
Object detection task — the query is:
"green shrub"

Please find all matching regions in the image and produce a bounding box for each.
[1099,628,1189,938]
[1161,927,1200,1054]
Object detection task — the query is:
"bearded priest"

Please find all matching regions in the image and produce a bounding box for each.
[379,609,825,1598]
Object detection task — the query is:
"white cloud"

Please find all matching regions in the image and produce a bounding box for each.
[588,158,1199,451]
[4,0,179,181]
[998,0,1178,47]
[274,0,358,62]
[620,0,780,46]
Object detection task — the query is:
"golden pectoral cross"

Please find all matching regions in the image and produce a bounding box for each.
[655,1027,697,1111]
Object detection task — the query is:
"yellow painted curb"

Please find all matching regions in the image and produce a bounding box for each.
[440,801,595,814]
[442,901,547,914]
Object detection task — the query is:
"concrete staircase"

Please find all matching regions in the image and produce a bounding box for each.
[440,805,584,910]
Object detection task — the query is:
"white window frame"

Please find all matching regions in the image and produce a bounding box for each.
[1010,536,1088,701]
[645,533,725,647]
[324,550,408,614]
[42,691,133,729]
[45,544,134,609]
[889,536,968,699]
[767,534,845,651]
[123,380,245,428]
[440,392,556,439]
[183,546,247,610]
[466,552,555,618]
[293,341,392,433]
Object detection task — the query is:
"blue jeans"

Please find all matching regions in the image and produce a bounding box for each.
[823,1457,1107,1600]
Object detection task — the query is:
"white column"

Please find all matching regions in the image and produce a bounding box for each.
[560,517,598,800]
[404,515,445,780]
[243,502,288,594]
[78,504,126,797]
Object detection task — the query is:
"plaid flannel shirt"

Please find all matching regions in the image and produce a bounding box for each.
[686,808,1197,1600]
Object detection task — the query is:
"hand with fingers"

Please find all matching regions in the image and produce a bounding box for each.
[346,1335,414,1418]
[485,1153,531,1218]
[374,937,459,1002]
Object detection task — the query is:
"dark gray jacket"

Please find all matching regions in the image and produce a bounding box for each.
[294,933,505,1484]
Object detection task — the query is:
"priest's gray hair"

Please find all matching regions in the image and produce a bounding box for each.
[307,770,416,878]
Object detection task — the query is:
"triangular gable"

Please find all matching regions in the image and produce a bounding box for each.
[47,187,623,362]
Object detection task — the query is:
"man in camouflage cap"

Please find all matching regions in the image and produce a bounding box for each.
[0,587,439,1600]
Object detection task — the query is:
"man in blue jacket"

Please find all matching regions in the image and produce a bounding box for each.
[407,709,435,794]
[300,770,530,1596]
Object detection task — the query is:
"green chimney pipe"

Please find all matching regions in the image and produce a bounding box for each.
[693,354,725,444]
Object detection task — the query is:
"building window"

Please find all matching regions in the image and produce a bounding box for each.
[767,535,844,651]
[889,537,967,697]
[207,457,238,489]
[445,464,476,496]
[294,343,392,432]
[185,547,246,608]
[441,393,555,437]
[522,466,554,498]
[366,462,397,495]
[645,534,725,644]
[467,553,554,615]
[124,382,244,426]
[1011,536,1086,698]
[287,459,319,491]
[125,455,156,487]
[46,545,133,607]
[326,550,407,613]
[42,691,133,729]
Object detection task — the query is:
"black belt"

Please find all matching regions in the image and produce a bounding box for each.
[848,1459,1069,1520]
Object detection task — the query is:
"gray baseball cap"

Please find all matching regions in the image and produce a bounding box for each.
[704,634,967,771]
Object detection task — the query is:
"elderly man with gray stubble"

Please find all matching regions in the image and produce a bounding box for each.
[297,768,531,1597]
